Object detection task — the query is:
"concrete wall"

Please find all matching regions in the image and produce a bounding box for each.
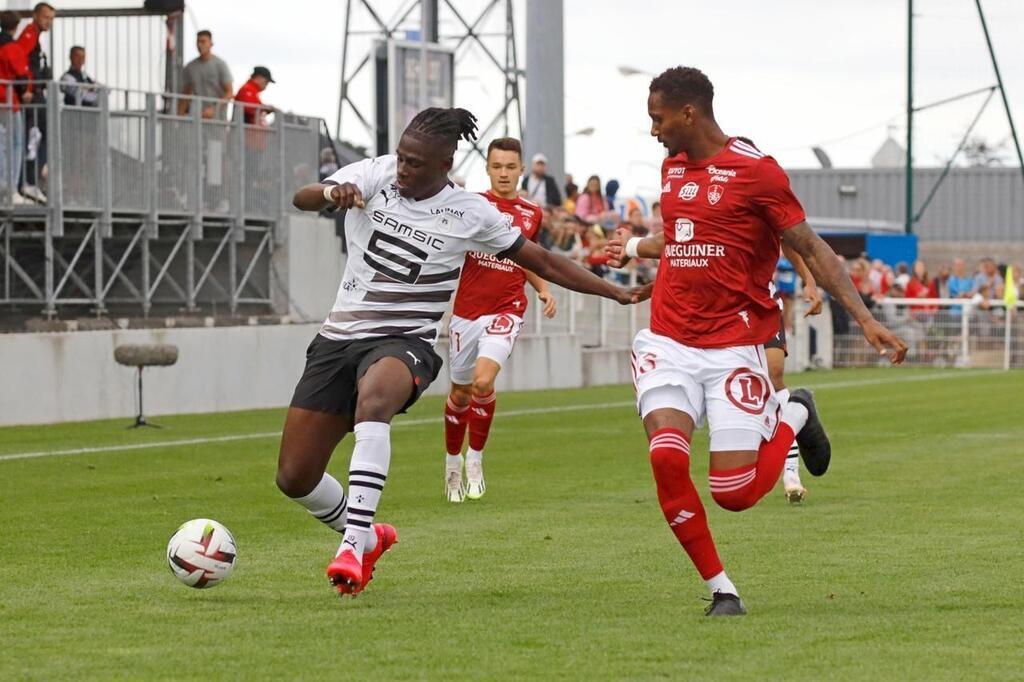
[273,214,348,322]
[0,326,590,426]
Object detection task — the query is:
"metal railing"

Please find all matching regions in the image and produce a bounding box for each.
[517,275,1023,372]
[0,81,322,318]
[832,297,1023,370]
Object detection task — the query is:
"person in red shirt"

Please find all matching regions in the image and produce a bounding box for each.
[607,66,906,616]
[0,11,32,203]
[15,2,54,203]
[905,259,939,316]
[443,137,556,502]
[234,66,274,125]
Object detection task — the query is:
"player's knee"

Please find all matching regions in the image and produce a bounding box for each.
[710,486,757,512]
[449,387,472,407]
[471,378,494,398]
[275,463,317,499]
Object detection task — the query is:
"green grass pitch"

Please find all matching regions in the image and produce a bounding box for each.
[2,368,1022,680]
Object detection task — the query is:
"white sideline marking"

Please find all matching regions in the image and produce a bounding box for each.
[0,369,1003,463]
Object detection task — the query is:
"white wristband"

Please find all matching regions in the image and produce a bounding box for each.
[322,184,336,203]
[624,237,643,259]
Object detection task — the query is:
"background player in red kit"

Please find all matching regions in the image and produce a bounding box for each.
[607,67,907,616]
[444,137,556,502]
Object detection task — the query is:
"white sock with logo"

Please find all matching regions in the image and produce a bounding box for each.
[446,453,464,471]
[339,422,390,561]
[292,473,347,533]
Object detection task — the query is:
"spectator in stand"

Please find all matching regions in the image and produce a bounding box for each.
[16,1,53,204]
[947,258,975,311]
[894,261,911,290]
[178,30,233,119]
[564,173,574,198]
[624,205,648,237]
[575,174,604,223]
[521,152,561,207]
[318,147,339,179]
[0,11,31,204]
[604,178,619,212]
[564,179,578,214]
[60,46,97,106]
[649,201,663,234]
[905,259,939,318]
[234,66,274,125]
[974,257,1004,301]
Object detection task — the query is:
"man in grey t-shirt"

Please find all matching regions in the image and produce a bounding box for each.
[178,29,232,119]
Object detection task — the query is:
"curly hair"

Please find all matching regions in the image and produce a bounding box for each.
[649,66,715,113]
[405,107,478,150]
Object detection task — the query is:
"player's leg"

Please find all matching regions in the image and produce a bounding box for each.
[464,357,501,499]
[463,314,521,500]
[444,382,472,502]
[632,330,740,615]
[276,407,352,533]
[765,344,805,503]
[444,315,480,502]
[704,346,827,514]
[333,340,442,594]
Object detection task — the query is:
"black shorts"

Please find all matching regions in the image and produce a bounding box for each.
[764,312,787,355]
[290,333,443,418]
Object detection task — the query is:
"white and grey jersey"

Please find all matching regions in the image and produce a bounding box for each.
[321,155,523,345]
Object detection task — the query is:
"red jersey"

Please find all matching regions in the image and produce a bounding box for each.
[652,137,805,348]
[235,79,264,125]
[452,191,542,320]
[0,37,29,112]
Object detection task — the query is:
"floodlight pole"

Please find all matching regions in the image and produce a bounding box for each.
[904,0,914,235]
[975,0,1024,185]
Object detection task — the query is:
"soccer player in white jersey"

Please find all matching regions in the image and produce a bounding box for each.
[443,136,554,502]
[281,107,639,597]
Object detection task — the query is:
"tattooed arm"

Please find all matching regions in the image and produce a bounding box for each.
[781,223,907,363]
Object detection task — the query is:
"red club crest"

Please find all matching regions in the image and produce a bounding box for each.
[724,368,770,414]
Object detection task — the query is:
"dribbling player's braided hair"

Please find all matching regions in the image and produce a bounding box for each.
[405,107,478,148]
[649,66,715,113]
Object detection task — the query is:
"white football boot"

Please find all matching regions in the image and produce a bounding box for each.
[445,464,466,503]
[465,456,485,500]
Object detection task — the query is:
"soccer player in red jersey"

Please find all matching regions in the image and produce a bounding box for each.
[443,137,556,502]
[607,67,907,616]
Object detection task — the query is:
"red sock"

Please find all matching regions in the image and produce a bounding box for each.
[709,423,796,511]
[444,396,470,455]
[468,391,497,451]
[648,428,723,580]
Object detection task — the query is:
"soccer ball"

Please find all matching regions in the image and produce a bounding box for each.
[166,518,237,588]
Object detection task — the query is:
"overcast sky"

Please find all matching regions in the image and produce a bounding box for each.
[14,0,1024,196]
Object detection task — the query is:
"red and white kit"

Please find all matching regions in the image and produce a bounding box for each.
[633,138,806,448]
[449,191,543,384]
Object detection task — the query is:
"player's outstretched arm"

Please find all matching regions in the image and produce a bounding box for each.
[781,242,822,316]
[506,240,639,305]
[524,270,557,318]
[292,182,365,212]
[781,222,907,363]
[605,229,665,268]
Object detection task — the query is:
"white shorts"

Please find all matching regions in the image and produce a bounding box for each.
[448,313,524,385]
[631,328,781,449]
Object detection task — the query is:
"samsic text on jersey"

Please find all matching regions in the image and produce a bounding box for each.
[452,191,543,320]
[652,137,805,348]
[320,155,522,344]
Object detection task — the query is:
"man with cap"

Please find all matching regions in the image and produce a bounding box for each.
[521,152,562,207]
[235,66,274,125]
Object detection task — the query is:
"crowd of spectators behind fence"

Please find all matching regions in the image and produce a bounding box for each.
[0,3,278,206]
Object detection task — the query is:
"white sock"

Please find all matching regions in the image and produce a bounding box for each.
[706,571,739,597]
[292,473,347,533]
[784,444,801,478]
[466,447,483,465]
[340,422,391,561]
[446,453,464,470]
[781,400,809,434]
